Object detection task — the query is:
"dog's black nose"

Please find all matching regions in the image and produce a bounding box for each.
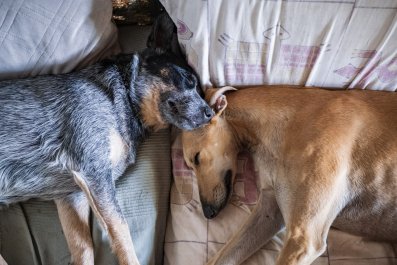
[202,203,217,219]
[203,105,214,120]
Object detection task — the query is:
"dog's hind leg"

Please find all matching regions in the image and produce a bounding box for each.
[72,171,140,265]
[56,192,94,265]
[207,189,284,265]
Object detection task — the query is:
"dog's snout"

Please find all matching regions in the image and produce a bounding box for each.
[202,203,218,219]
[203,105,214,120]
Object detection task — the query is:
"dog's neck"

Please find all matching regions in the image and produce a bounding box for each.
[125,54,168,131]
[133,77,169,131]
[223,88,295,156]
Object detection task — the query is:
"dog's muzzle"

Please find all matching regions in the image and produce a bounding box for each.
[187,104,214,129]
[203,105,214,119]
[200,105,214,124]
[201,169,233,219]
[202,202,218,219]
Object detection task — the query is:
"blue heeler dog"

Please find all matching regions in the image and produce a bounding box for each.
[0,13,213,265]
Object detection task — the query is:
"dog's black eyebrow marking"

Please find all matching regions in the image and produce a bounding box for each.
[194,152,200,166]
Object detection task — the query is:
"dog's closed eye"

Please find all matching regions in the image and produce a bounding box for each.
[194,152,200,166]
[186,77,196,87]
[182,72,197,88]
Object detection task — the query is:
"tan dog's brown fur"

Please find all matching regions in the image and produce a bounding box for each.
[182,86,397,265]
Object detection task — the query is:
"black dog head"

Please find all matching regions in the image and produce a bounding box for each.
[137,11,213,131]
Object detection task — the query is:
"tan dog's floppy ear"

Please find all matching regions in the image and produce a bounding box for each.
[205,86,237,123]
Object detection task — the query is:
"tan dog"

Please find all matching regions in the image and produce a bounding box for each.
[182,86,397,265]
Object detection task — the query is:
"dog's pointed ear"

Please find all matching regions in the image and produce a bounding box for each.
[147,11,184,58]
[205,86,237,123]
[129,54,140,86]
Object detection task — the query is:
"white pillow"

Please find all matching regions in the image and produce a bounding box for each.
[161,0,397,91]
[0,0,119,80]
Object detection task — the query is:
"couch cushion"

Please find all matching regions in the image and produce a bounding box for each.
[0,0,119,80]
[161,0,397,90]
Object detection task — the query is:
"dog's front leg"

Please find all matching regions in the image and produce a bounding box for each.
[72,171,140,265]
[275,214,332,265]
[207,189,283,265]
[56,192,94,265]
[275,175,340,265]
